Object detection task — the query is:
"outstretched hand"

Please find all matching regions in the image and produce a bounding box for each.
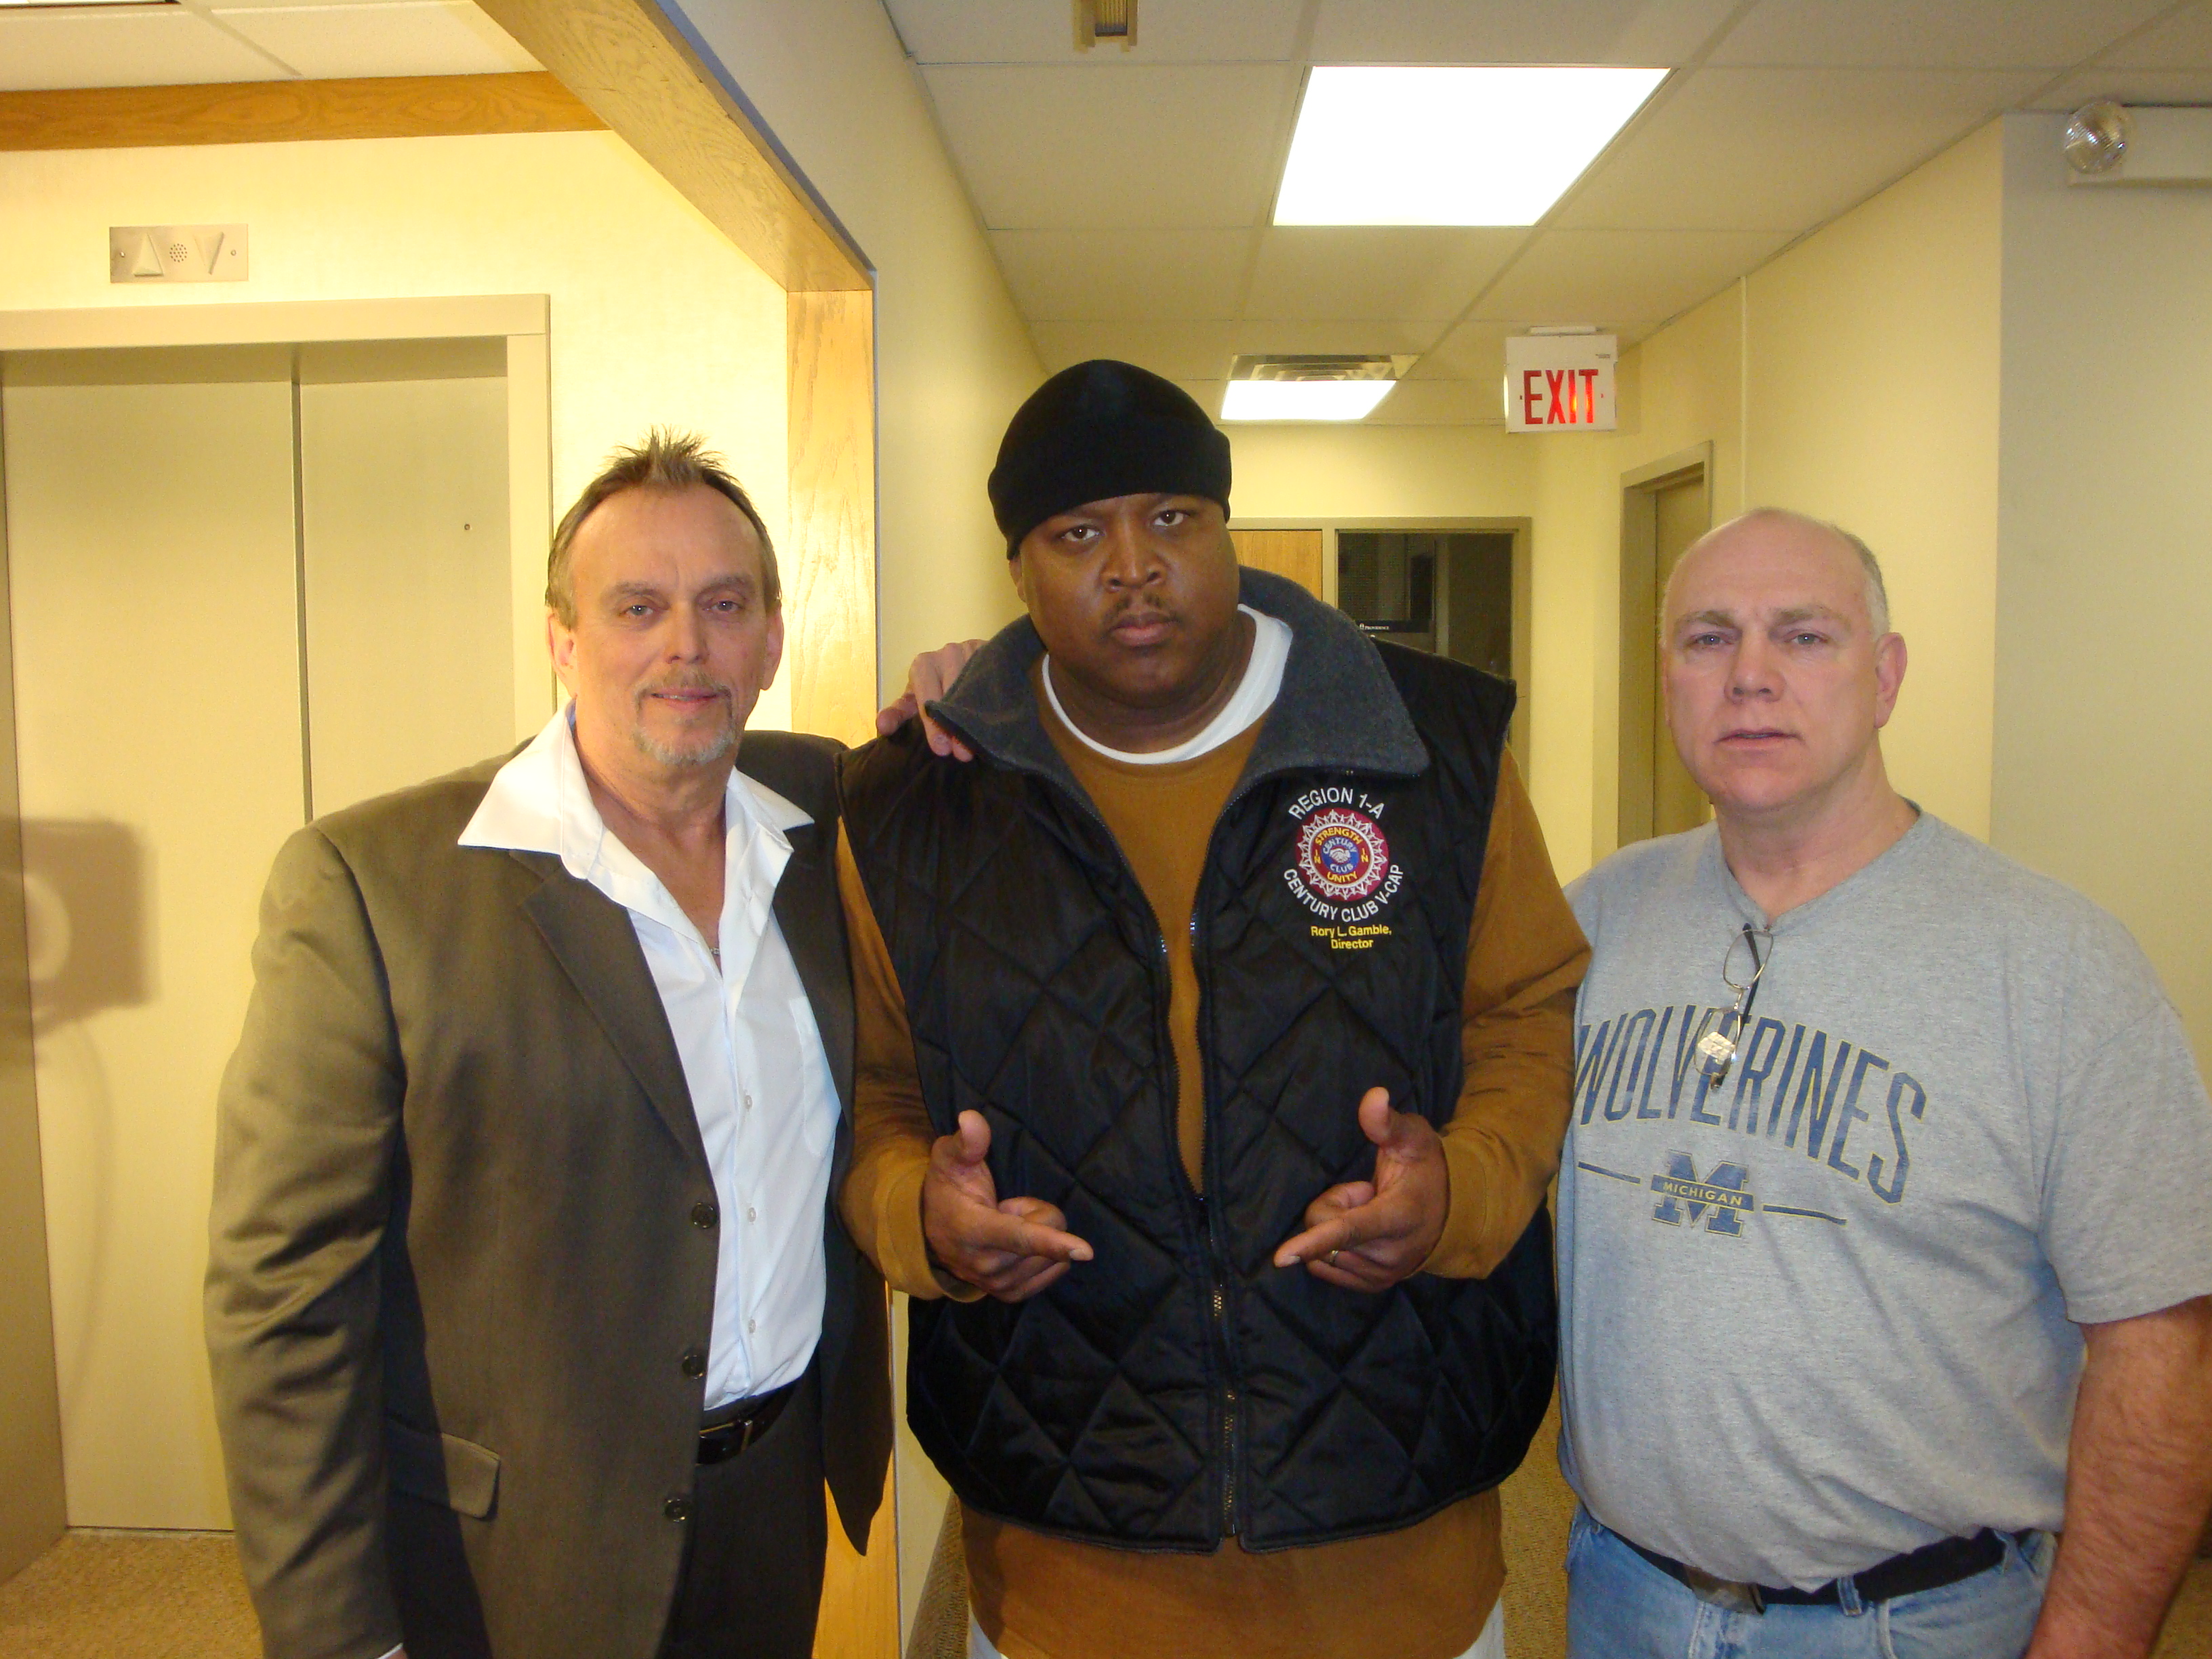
[878,639,987,761]
[1273,1088,1449,1292]
[923,1110,1093,1301]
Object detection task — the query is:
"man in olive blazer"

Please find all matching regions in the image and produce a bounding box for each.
[206,436,890,1659]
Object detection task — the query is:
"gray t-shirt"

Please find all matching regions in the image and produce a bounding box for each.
[1559,813,2212,1589]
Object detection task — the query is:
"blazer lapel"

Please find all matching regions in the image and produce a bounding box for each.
[513,850,706,1170]
[771,820,855,1128]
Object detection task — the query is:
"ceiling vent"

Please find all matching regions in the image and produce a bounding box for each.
[1222,354,1410,422]
[1074,0,1136,51]
[1229,353,1401,384]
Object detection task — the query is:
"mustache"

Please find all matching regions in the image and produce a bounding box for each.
[1103,599,1176,628]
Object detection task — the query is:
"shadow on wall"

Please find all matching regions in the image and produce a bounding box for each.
[13,817,151,1410]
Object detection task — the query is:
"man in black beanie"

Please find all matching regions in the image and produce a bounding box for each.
[838,361,1589,1659]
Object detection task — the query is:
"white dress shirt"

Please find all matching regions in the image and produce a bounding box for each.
[459,705,838,1411]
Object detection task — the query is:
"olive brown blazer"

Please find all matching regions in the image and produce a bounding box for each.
[205,732,890,1659]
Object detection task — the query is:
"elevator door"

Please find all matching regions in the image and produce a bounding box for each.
[1,340,512,1528]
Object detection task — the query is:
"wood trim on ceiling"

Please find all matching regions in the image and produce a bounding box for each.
[0,73,604,152]
[472,0,869,293]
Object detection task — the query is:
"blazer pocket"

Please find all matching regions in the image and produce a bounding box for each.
[386,1418,501,1519]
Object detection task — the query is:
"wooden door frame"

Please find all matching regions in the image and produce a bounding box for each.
[1615,444,1713,852]
[1233,516,1533,774]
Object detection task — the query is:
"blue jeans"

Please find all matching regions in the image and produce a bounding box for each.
[1565,1507,2053,1659]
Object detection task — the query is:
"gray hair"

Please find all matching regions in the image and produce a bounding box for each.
[1668,507,1891,636]
[546,429,779,627]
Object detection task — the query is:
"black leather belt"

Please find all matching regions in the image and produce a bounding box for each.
[697,1380,798,1467]
[1624,1527,2026,1614]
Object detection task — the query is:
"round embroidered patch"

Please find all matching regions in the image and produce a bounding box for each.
[1296,809,1390,903]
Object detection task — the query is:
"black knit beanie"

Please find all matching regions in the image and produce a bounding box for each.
[987,360,1232,554]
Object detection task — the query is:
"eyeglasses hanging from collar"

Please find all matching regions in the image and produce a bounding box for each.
[1696,922,1774,1088]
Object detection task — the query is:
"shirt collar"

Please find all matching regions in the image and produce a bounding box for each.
[459,703,813,882]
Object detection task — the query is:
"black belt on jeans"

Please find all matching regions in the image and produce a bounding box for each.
[697,1380,798,1467]
[1624,1527,2025,1614]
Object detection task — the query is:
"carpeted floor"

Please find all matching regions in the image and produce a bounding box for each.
[0,1530,259,1658]
[4,1474,2207,1659]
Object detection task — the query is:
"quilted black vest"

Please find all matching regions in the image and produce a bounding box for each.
[841,577,1557,1552]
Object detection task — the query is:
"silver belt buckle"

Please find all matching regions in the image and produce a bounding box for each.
[1679,1565,1767,1615]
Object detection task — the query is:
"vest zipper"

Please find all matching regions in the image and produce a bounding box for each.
[1193,887,1242,1538]
[1025,764,1244,1541]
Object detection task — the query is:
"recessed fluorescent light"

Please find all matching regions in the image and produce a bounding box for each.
[1275,65,1667,226]
[1221,379,1395,422]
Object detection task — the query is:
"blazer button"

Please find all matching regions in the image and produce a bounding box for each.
[664,1496,691,1523]
[680,1346,707,1378]
[691,1201,719,1229]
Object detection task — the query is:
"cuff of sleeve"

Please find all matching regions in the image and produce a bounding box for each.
[1420,1134,1499,1280]
[874,1160,984,1303]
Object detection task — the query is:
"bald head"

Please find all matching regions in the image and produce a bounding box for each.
[1659,505,1909,834]
[1668,508,1890,638]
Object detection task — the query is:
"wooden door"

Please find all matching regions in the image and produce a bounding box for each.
[1229,528,1324,598]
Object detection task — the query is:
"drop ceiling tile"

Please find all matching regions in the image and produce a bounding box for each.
[1553,66,2046,230]
[1309,0,1740,67]
[2030,67,2212,108]
[0,8,292,89]
[1242,228,1528,323]
[991,228,1253,320]
[1708,0,2167,69]
[1475,228,1792,333]
[2098,1,2212,68]
[1410,317,1515,382]
[882,0,1303,65]
[1031,318,1443,379]
[208,2,537,77]
[922,62,1296,228]
[1363,379,1502,424]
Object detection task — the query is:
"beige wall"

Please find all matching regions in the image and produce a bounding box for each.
[1514,121,2003,878]
[1740,122,2004,844]
[0,127,793,730]
[1229,422,1535,521]
[1994,113,2212,1065]
[676,0,1046,699]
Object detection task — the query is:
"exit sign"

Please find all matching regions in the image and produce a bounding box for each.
[1504,333,1617,431]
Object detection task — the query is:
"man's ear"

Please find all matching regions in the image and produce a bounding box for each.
[759,609,786,691]
[548,610,578,697]
[1008,549,1029,605]
[1872,632,1908,729]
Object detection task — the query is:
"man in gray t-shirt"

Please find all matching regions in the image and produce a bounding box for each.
[1558,508,2212,1658]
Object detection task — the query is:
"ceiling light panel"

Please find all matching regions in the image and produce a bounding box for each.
[1221,379,1397,421]
[1274,65,1668,226]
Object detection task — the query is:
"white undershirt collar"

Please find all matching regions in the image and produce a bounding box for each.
[1042,605,1290,766]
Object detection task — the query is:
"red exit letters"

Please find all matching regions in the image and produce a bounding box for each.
[1520,367,1603,426]
[1504,334,1618,432]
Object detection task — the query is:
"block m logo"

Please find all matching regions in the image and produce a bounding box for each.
[1652,1153,1754,1237]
